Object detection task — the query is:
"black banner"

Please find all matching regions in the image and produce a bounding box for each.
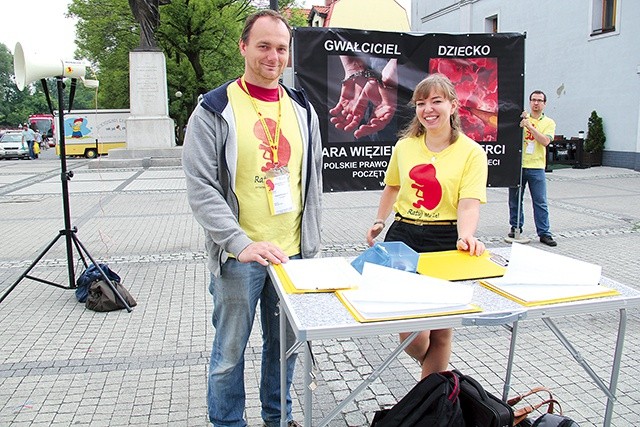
[293,28,525,192]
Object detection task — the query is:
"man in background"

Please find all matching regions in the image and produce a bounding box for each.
[21,124,36,159]
[508,90,557,246]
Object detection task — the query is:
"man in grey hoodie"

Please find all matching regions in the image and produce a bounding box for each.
[182,9,322,427]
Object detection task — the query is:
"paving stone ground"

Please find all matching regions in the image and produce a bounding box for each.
[1,152,639,426]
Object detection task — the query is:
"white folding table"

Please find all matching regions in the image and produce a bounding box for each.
[269,247,640,427]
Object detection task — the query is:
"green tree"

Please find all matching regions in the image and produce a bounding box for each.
[68,0,138,109]
[3,1,309,130]
[585,110,606,153]
[0,43,19,126]
[68,0,257,140]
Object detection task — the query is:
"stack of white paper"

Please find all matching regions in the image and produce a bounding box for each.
[336,262,479,322]
[278,257,363,292]
[481,243,618,306]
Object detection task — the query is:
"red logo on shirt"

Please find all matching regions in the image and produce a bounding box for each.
[409,163,442,210]
[254,119,291,172]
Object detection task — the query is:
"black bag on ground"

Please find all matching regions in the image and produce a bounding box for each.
[75,263,121,303]
[508,388,579,427]
[85,279,137,312]
[453,369,514,427]
[371,370,465,427]
[530,413,579,427]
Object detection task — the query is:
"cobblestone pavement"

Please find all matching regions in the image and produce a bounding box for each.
[0,153,639,426]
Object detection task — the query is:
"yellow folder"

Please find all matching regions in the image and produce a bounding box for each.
[272,257,362,294]
[417,250,507,281]
[335,290,482,322]
[480,281,620,307]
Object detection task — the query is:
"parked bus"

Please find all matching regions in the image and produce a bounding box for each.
[55,109,129,158]
[28,113,55,146]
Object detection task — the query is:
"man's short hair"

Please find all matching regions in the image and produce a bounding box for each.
[529,90,547,102]
[240,9,292,44]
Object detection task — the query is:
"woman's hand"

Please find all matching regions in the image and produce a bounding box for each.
[366,223,385,246]
[456,236,485,256]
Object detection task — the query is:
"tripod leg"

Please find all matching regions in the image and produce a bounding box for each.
[0,232,66,304]
[72,234,133,312]
[70,227,90,273]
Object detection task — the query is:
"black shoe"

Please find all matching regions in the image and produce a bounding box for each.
[540,235,557,246]
[508,227,522,238]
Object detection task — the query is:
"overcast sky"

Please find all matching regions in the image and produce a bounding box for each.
[0,0,77,59]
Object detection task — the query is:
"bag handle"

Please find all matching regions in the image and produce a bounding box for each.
[439,370,461,403]
[452,369,491,402]
[507,386,553,406]
[512,398,563,425]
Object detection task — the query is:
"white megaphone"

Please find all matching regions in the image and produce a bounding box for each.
[13,42,99,90]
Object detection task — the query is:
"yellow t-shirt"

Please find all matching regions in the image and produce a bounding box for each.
[385,133,488,221]
[522,113,556,169]
[228,82,303,256]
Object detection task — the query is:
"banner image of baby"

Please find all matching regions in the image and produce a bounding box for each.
[429,58,498,142]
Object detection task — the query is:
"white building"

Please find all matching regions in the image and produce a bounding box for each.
[411,0,639,171]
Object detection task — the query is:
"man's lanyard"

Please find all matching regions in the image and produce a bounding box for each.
[240,76,283,165]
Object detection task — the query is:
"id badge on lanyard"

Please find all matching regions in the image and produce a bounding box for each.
[265,166,294,215]
[525,142,535,154]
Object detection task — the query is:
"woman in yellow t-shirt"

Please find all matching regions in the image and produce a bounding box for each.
[366,73,488,379]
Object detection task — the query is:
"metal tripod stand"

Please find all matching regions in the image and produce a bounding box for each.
[0,77,132,312]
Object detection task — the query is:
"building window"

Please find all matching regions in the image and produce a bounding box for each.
[592,0,617,35]
[485,15,498,33]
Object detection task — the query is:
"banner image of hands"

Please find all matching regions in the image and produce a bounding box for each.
[293,28,525,192]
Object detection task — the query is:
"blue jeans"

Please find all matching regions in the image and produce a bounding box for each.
[207,258,298,427]
[27,141,35,159]
[508,168,551,237]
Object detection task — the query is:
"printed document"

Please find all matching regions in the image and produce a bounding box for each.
[336,262,479,322]
[275,257,362,293]
[481,243,618,306]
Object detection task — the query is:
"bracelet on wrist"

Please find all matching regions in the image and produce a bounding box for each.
[373,219,385,228]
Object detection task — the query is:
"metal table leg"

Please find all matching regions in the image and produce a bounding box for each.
[542,308,628,427]
[280,301,287,427]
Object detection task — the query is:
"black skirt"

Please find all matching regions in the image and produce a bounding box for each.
[384,220,457,253]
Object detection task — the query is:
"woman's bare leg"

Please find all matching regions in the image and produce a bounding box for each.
[399,328,453,378]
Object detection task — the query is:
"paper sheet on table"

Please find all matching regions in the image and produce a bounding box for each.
[274,257,362,293]
[336,262,480,322]
[489,243,602,286]
[481,243,619,306]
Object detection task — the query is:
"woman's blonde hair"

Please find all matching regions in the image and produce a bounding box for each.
[398,73,461,144]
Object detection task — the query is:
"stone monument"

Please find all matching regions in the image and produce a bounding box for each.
[95,0,179,168]
[126,49,175,151]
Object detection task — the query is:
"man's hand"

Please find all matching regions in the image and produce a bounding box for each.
[330,58,398,139]
[520,111,532,130]
[329,76,369,132]
[354,83,397,139]
[237,242,289,266]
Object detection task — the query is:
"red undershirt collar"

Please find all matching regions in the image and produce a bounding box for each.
[237,78,280,102]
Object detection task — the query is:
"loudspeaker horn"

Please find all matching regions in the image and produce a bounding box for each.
[14,42,87,90]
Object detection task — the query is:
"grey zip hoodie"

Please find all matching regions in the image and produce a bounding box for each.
[182,80,323,276]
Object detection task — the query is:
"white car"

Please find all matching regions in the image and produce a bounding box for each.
[0,131,30,160]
